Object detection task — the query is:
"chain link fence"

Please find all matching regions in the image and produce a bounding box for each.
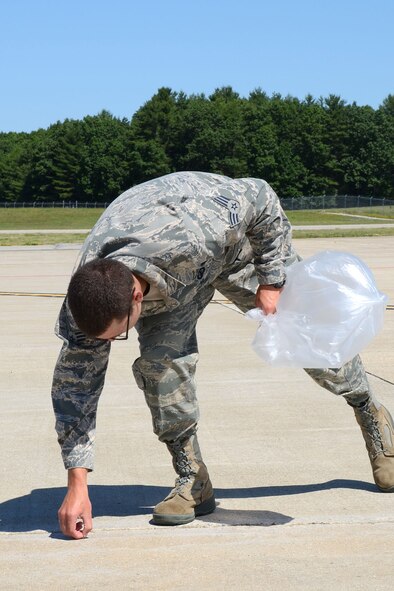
[280,195,394,211]
[0,201,108,208]
[0,195,393,213]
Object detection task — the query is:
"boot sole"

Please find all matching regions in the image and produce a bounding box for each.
[377,484,394,493]
[152,494,216,526]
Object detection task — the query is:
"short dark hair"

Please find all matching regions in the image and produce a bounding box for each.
[67,258,134,337]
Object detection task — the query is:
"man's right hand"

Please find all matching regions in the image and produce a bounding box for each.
[255,284,283,315]
[58,468,92,539]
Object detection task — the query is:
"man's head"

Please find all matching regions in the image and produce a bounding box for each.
[67,258,136,339]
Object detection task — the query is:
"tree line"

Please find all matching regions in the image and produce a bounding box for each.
[0,87,393,203]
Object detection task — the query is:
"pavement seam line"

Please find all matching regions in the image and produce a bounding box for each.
[2,518,394,537]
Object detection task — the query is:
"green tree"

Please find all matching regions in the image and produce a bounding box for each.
[296,97,337,195]
[242,90,277,183]
[379,94,394,117]
[129,87,176,177]
[80,111,133,201]
[126,139,171,186]
[176,87,247,177]
[373,107,394,197]
[1,88,393,204]
[263,94,309,196]
[22,129,57,201]
[0,133,32,201]
[50,120,85,201]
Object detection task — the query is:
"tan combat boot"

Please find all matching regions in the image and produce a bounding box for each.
[152,434,216,525]
[353,401,394,492]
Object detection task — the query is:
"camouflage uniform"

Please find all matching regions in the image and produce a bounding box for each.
[52,171,371,471]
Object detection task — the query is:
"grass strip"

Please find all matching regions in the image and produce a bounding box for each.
[287,210,394,225]
[293,227,394,239]
[1,206,394,231]
[0,208,104,230]
[0,233,88,246]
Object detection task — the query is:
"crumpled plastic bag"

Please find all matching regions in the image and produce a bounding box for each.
[246,250,388,368]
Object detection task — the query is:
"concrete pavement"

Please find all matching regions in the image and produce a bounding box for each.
[0,236,393,590]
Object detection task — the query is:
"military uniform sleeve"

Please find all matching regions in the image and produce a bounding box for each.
[51,300,111,471]
[246,181,291,285]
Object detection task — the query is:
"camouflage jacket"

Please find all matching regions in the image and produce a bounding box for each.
[76,171,291,311]
[52,171,292,469]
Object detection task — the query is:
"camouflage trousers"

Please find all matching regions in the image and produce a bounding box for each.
[133,254,372,444]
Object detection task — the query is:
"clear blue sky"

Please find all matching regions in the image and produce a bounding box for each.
[1,0,393,133]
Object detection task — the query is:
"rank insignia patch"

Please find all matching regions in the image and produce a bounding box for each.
[213,195,241,227]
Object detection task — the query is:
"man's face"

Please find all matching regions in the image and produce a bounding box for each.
[97,300,142,341]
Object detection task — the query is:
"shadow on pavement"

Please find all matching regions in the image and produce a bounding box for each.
[0,479,376,533]
[215,478,377,498]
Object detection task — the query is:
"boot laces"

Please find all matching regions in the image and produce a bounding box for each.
[358,405,384,457]
[174,475,193,493]
[171,441,193,477]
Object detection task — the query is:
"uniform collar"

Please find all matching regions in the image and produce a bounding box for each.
[107,254,185,311]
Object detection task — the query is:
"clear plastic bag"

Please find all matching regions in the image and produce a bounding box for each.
[246,250,388,368]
